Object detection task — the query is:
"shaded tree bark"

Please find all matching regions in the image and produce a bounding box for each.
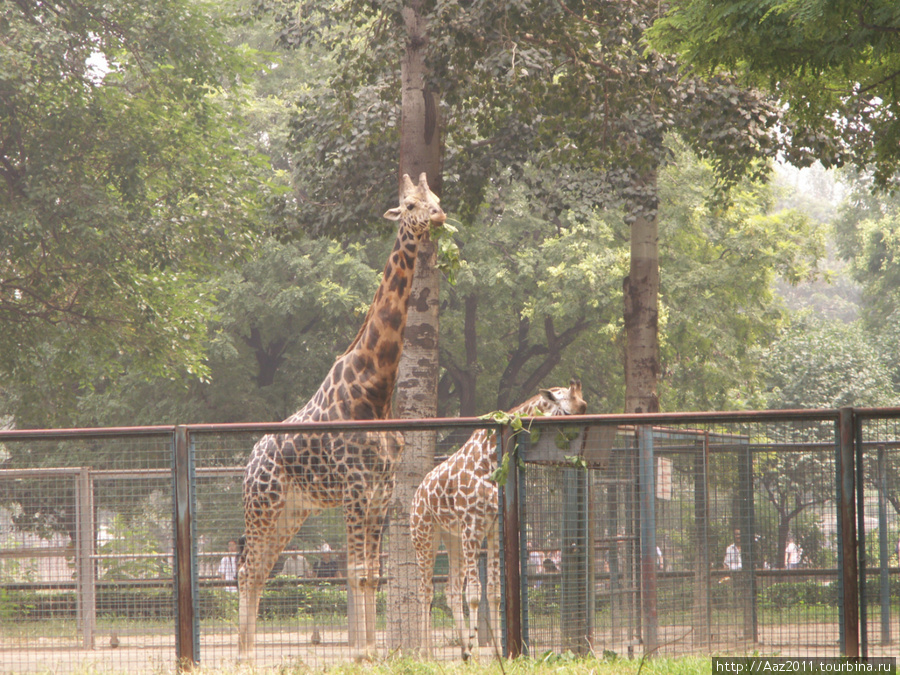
[496,315,589,410]
[386,0,443,653]
[623,169,660,415]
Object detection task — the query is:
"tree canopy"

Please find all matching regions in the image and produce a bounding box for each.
[0,0,267,423]
[648,0,900,188]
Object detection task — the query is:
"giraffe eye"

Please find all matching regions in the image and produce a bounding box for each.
[406,203,415,210]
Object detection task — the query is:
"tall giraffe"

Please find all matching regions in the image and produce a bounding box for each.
[410,379,587,660]
[238,173,445,659]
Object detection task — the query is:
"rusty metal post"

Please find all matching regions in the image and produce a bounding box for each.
[173,426,198,670]
[501,429,524,658]
[855,418,868,657]
[837,408,859,656]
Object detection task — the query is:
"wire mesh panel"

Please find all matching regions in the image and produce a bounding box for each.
[857,412,900,654]
[0,410,892,669]
[520,422,638,658]
[0,430,175,674]
[519,414,857,660]
[188,421,503,669]
[191,429,356,670]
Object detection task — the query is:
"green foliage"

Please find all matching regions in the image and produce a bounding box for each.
[98,515,168,581]
[0,0,843,435]
[657,142,824,411]
[0,0,269,427]
[258,581,360,619]
[649,0,900,188]
[762,316,898,409]
[759,581,839,609]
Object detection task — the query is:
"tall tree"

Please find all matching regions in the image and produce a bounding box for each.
[385,1,446,650]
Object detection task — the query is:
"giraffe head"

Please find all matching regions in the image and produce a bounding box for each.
[538,378,587,416]
[383,172,445,237]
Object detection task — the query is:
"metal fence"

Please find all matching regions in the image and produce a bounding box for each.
[0,409,898,672]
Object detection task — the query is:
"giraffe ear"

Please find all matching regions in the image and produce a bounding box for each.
[384,206,403,221]
[539,388,557,403]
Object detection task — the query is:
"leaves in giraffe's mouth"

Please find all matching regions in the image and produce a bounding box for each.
[434,219,461,285]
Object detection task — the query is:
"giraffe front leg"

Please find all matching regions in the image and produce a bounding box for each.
[361,515,387,660]
[345,545,377,661]
[344,505,385,661]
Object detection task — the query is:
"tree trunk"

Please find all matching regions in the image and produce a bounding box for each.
[386,0,442,653]
[623,169,660,415]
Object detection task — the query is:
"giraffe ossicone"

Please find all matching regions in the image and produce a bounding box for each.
[410,379,587,660]
[237,173,445,661]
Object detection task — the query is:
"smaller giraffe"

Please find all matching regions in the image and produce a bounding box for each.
[410,379,587,660]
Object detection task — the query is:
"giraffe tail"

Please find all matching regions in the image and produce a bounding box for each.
[237,534,247,565]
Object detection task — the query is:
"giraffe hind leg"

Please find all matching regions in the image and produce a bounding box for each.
[445,531,472,659]
[238,503,310,660]
[461,530,484,662]
[483,515,502,659]
[411,504,436,657]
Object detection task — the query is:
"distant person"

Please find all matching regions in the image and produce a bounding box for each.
[527,539,543,576]
[283,554,313,577]
[315,542,339,578]
[724,530,742,571]
[784,535,802,569]
[218,539,239,591]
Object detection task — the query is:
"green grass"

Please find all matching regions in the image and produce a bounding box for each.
[58,654,713,675]
[185,654,712,675]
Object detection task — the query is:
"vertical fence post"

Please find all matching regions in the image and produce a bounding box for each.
[836,408,859,657]
[638,426,658,656]
[75,468,95,649]
[517,437,529,655]
[607,472,622,645]
[501,429,524,658]
[173,425,198,670]
[876,445,891,645]
[737,439,757,642]
[693,434,711,650]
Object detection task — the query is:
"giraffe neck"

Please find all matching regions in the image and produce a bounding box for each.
[296,223,424,422]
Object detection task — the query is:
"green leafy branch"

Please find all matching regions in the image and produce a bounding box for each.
[482,409,546,486]
[434,219,463,285]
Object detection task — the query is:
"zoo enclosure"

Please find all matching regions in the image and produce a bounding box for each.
[0,409,899,672]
